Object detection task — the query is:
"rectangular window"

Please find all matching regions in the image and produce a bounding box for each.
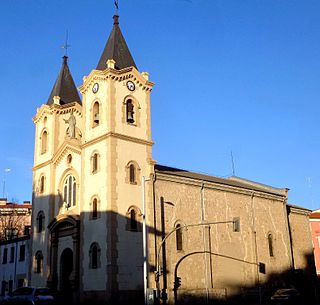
[10,247,15,263]
[2,248,7,264]
[19,245,26,261]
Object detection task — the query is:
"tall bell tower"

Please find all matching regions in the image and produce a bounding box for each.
[78,14,155,302]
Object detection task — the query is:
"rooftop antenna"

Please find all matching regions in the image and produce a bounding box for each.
[114,0,119,15]
[61,30,71,57]
[230,151,236,176]
[2,168,11,198]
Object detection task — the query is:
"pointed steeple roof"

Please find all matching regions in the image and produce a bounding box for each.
[47,56,81,105]
[96,15,137,71]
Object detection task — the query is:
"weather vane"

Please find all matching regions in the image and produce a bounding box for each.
[61,30,71,56]
[114,0,119,14]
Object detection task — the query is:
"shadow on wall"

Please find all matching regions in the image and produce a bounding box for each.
[32,193,163,305]
[164,251,318,305]
[31,194,318,305]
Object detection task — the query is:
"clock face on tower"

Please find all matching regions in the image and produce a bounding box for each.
[92,83,99,93]
[126,81,135,91]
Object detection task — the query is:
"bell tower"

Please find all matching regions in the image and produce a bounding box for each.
[31,55,82,289]
[78,15,155,302]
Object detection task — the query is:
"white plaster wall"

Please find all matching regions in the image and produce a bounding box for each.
[0,239,30,293]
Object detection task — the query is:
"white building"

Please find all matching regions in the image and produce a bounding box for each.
[0,236,30,296]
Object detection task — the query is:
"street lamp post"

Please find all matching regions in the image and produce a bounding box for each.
[155,219,239,302]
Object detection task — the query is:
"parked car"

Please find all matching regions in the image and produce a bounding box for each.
[270,288,301,305]
[4,287,56,305]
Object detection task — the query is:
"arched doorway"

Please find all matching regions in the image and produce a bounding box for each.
[60,248,73,300]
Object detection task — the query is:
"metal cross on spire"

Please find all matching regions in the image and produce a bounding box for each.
[61,30,71,56]
[114,0,119,14]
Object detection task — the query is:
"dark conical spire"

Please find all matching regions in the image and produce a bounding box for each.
[47,56,81,105]
[96,15,137,71]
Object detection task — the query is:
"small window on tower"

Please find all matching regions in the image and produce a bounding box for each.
[126,99,134,123]
[125,161,140,185]
[36,211,45,233]
[41,130,48,154]
[130,209,137,231]
[91,198,99,219]
[126,206,142,231]
[34,251,43,274]
[92,102,100,127]
[91,152,100,174]
[67,154,72,164]
[39,175,45,194]
[129,164,135,184]
[89,243,101,269]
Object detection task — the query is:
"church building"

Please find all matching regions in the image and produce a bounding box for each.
[30,13,316,305]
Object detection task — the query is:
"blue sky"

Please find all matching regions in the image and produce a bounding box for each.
[0,0,319,209]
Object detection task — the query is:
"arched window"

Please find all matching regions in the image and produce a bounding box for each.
[92,153,99,173]
[126,206,142,231]
[39,175,45,193]
[126,99,134,123]
[268,233,274,257]
[176,224,183,251]
[36,211,45,233]
[34,251,43,274]
[129,164,135,184]
[130,209,137,231]
[63,175,77,208]
[126,161,140,185]
[89,243,101,269]
[92,102,100,126]
[41,130,48,154]
[92,198,98,219]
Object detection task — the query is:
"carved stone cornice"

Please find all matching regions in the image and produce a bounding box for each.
[155,172,287,201]
[82,131,154,148]
[33,142,82,171]
[79,66,154,94]
[33,102,82,123]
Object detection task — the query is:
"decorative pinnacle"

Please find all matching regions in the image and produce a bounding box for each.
[63,55,68,64]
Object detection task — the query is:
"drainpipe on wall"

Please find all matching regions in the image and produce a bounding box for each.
[284,200,295,271]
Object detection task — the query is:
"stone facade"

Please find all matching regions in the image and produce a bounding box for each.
[147,168,316,304]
